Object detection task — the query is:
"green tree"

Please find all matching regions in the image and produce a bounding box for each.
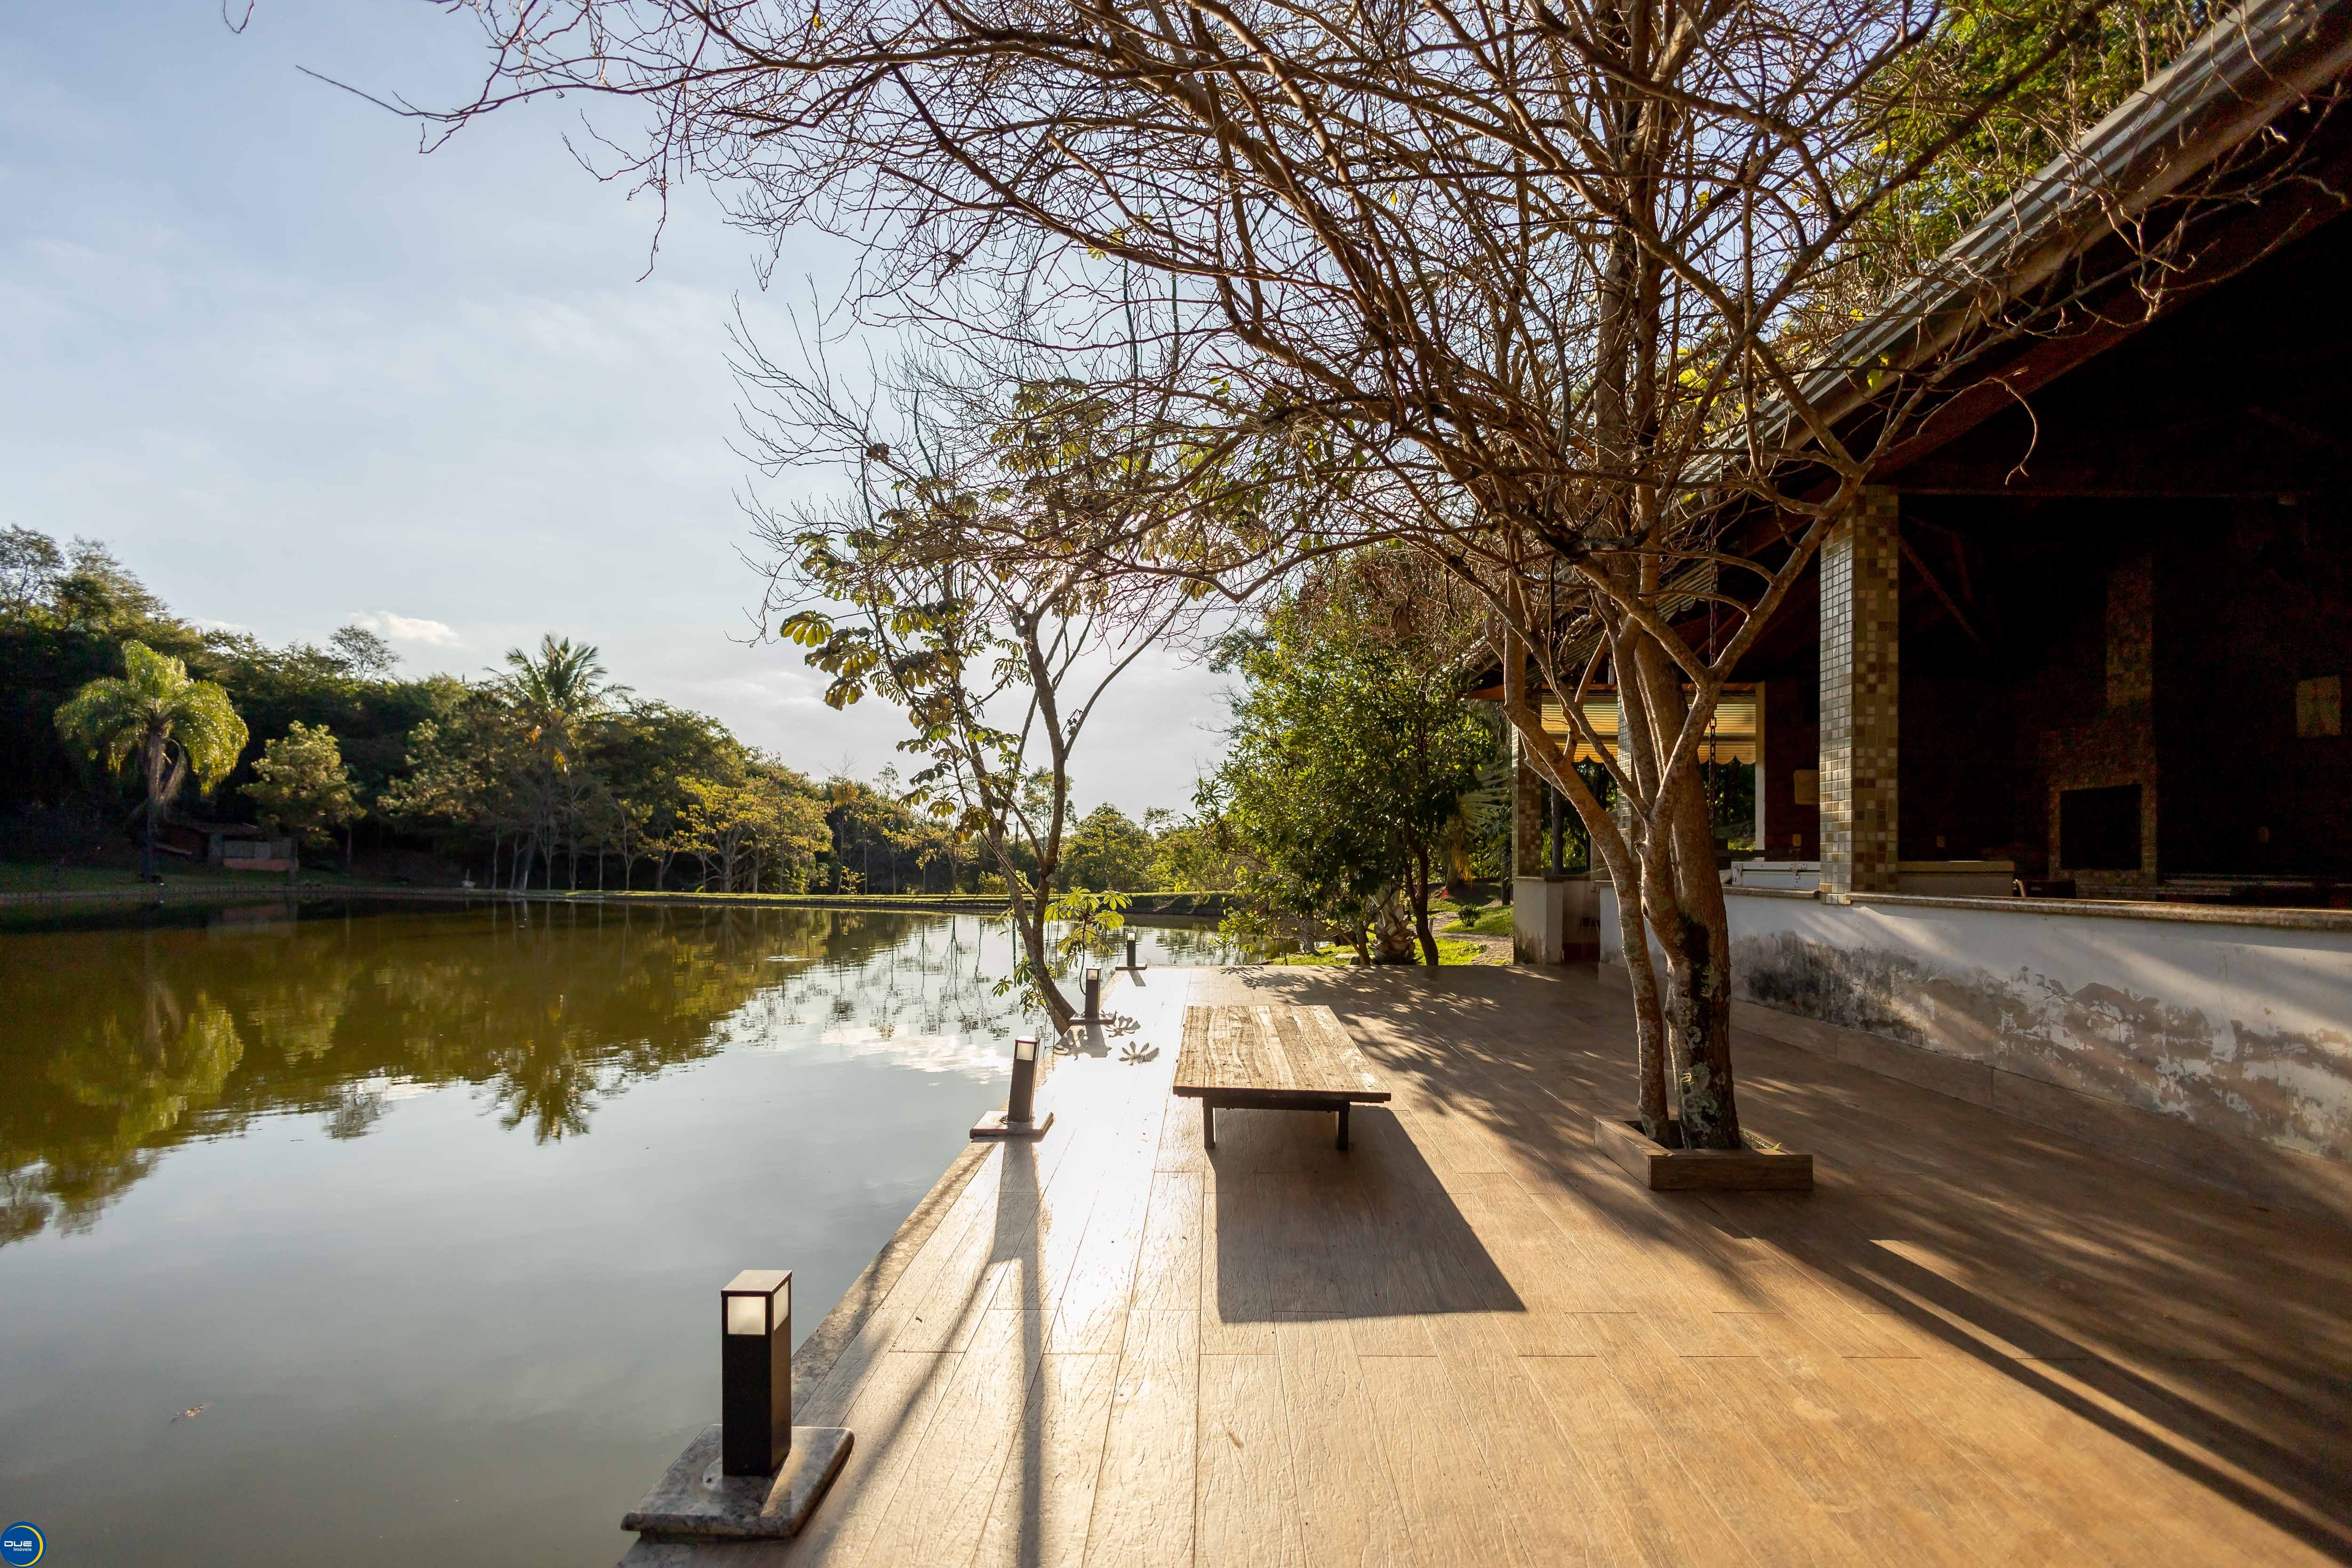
[1851,0,2217,280]
[500,635,622,744]
[246,722,362,874]
[0,526,64,612]
[1046,886,1130,972]
[495,636,629,890]
[54,641,249,879]
[677,769,832,892]
[1060,804,1159,892]
[1213,568,1492,965]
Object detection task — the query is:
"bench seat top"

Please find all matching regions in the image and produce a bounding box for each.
[1173,1004,1391,1106]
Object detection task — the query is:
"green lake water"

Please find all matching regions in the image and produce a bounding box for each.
[0,899,1256,1567]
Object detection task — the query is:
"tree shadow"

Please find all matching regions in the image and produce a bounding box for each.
[1723,1189,2352,1561]
[1195,962,2352,1561]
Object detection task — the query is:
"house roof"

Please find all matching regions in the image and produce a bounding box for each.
[1790,0,2352,479]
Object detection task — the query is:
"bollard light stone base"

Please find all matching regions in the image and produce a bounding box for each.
[970,1108,1055,1140]
[623,1423,852,1542]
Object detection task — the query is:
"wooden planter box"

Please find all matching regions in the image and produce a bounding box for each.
[1592,1116,1813,1193]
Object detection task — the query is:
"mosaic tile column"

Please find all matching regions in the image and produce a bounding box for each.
[1819,486,1901,897]
[1512,730,1547,877]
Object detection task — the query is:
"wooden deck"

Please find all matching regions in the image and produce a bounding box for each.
[624,963,2352,1567]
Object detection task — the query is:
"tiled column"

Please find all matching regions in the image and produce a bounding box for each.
[1750,679,1770,854]
[1820,486,1901,896]
[1512,731,1547,877]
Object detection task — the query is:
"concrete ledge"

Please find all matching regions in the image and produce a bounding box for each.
[624,1424,853,1541]
[1724,883,2352,934]
[1596,960,2352,1226]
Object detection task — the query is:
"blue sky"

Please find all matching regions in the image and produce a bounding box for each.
[0,1,1226,816]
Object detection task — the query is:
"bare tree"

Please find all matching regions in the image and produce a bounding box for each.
[417,0,2343,1142]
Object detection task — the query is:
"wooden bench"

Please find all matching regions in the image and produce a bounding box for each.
[1174,1004,1391,1151]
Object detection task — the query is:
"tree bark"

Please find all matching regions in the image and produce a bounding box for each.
[1410,844,1441,965]
[1625,631,1743,1149]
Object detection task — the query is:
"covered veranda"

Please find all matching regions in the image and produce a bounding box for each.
[623,964,2352,1567]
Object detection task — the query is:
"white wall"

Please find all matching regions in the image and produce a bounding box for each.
[1601,887,2352,1164]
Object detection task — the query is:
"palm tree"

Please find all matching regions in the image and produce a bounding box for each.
[498,634,625,747]
[56,641,249,880]
[493,636,630,891]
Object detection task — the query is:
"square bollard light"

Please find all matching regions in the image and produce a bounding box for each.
[721,1270,792,1476]
[971,1034,1054,1138]
[1008,1034,1041,1122]
[620,1270,853,1542]
[1082,966,1104,1021]
[1125,933,1139,970]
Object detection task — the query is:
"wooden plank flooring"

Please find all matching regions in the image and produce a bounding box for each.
[623,964,2352,1568]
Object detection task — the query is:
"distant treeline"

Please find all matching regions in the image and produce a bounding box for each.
[0,527,1215,893]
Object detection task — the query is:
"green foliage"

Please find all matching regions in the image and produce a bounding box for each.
[246,722,360,851]
[3,529,1200,898]
[673,767,833,892]
[1060,804,1158,891]
[1046,884,1129,964]
[1208,559,1492,964]
[1853,0,2217,276]
[55,640,250,822]
[1145,807,1245,892]
[1445,905,1515,938]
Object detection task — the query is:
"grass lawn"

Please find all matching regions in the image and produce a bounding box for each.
[0,859,383,895]
[1439,904,1514,937]
[1266,935,1488,967]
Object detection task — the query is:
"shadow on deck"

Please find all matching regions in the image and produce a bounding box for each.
[624,963,2352,1568]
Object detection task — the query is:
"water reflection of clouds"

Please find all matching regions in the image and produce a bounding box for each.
[810,1024,1014,1080]
[0,903,1258,1246]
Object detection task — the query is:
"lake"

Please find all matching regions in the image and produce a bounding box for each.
[0,897,1259,1567]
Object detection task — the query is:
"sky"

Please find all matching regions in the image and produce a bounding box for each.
[0,2,1232,818]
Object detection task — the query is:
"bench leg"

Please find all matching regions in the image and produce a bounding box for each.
[1336,1104,1350,1153]
[1203,1102,1216,1151]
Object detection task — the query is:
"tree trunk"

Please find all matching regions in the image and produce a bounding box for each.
[141,735,163,881]
[1500,658,1674,1142]
[1010,873,1075,1033]
[1410,845,1441,965]
[1627,635,1743,1149]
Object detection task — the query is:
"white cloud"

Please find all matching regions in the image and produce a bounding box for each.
[191,617,253,635]
[353,611,464,648]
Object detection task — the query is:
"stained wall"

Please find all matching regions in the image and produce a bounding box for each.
[1599,886,2352,1167]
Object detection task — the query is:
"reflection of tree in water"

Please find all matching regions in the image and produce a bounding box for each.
[0,902,1279,1247]
[0,901,933,1246]
[0,946,246,1245]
